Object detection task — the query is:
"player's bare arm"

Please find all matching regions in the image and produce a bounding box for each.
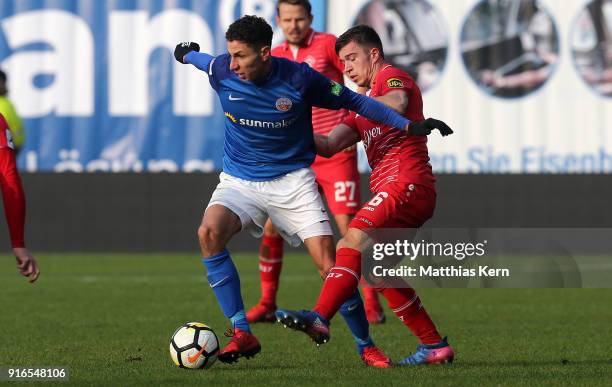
[314,123,360,158]
[374,90,409,114]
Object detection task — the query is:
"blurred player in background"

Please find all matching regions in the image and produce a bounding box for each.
[0,112,39,283]
[0,70,24,154]
[174,16,449,366]
[276,25,455,366]
[247,0,387,326]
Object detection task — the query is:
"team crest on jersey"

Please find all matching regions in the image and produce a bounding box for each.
[275,97,293,111]
[303,55,316,67]
[386,78,404,88]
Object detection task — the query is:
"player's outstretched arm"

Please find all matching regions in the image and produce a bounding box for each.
[347,89,453,136]
[315,124,360,158]
[303,66,453,137]
[308,79,411,132]
[174,42,215,72]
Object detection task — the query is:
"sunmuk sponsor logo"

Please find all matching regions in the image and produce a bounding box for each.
[237,117,298,129]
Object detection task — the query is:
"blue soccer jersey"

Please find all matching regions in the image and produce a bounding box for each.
[185,51,412,181]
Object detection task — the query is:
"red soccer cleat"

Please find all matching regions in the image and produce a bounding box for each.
[361,346,392,368]
[218,328,261,364]
[246,302,277,323]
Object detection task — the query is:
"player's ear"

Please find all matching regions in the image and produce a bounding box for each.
[370,47,382,62]
[260,45,271,61]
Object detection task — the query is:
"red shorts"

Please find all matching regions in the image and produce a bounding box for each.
[350,182,436,231]
[311,150,360,215]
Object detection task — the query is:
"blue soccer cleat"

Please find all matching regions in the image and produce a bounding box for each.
[275,309,330,345]
[397,337,455,365]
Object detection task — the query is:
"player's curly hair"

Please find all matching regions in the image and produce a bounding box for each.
[225,15,273,49]
[335,24,385,59]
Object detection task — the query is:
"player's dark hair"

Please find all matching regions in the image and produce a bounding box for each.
[0,70,6,83]
[276,0,312,16]
[335,24,385,59]
[225,15,273,49]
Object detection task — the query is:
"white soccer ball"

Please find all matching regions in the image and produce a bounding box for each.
[169,322,219,369]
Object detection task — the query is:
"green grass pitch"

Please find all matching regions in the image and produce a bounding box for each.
[1,253,611,386]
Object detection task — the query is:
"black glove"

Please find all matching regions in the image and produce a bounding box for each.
[408,118,454,137]
[174,42,200,64]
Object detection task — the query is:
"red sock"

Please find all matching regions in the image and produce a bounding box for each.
[378,286,442,345]
[258,235,283,308]
[313,248,361,320]
[361,284,381,308]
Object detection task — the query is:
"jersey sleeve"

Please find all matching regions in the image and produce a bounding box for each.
[184,51,221,90]
[376,67,425,121]
[376,68,415,96]
[302,64,412,130]
[185,51,214,72]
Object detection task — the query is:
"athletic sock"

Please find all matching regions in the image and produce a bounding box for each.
[378,286,441,345]
[339,290,375,353]
[258,235,283,308]
[361,284,381,309]
[313,247,361,320]
[202,249,251,333]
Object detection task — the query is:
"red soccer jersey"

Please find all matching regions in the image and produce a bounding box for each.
[343,64,435,193]
[272,29,348,135]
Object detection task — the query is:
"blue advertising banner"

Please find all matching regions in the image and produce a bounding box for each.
[1,0,610,173]
[0,0,326,172]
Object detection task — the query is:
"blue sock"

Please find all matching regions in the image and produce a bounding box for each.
[339,290,374,353]
[202,250,250,333]
[229,310,249,332]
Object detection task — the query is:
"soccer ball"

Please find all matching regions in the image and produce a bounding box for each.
[169,322,219,369]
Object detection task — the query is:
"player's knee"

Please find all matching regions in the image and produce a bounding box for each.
[337,228,367,251]
[319,261,334,279]
[336,236,358,251]
[197,224,225,254]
